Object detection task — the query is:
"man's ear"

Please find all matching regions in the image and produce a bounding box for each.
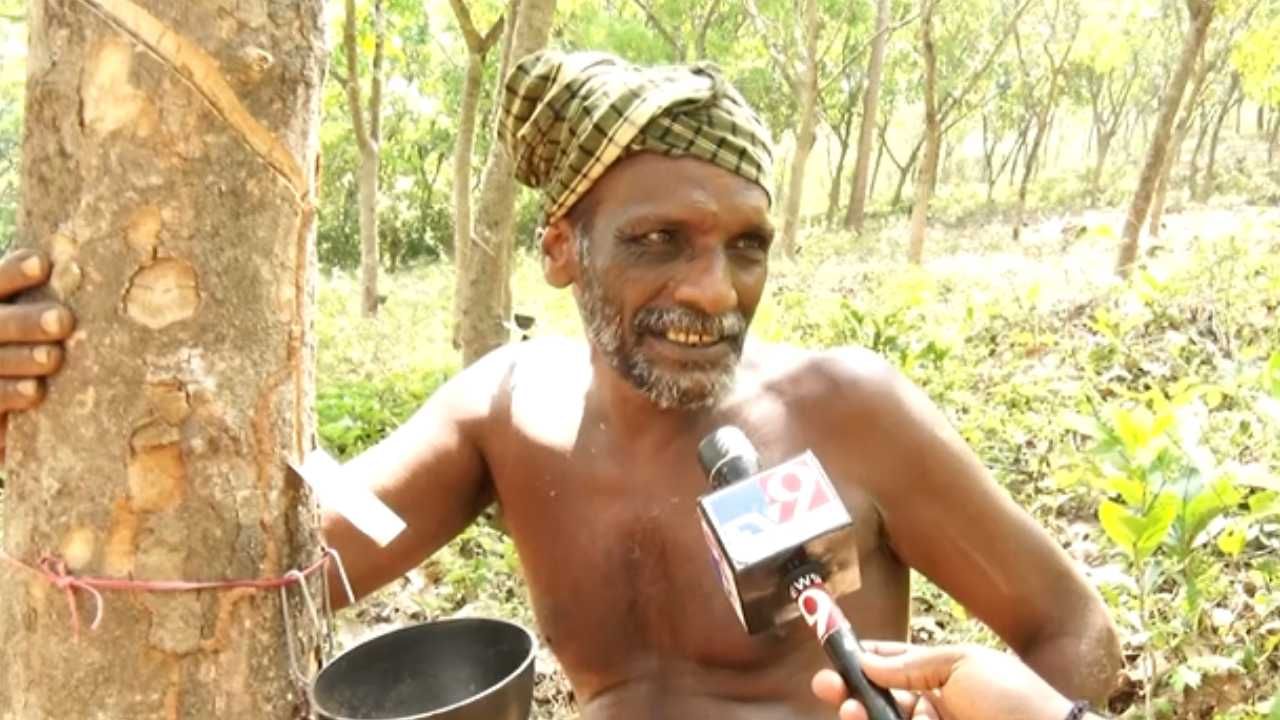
[541,218,579,289]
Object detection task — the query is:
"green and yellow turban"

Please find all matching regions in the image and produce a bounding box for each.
[499,50,775,223]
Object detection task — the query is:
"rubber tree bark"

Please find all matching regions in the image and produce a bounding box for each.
[1117,0,1214,276]
[454,0,556,367]
[1,1,325,717]
[845,0,891,233]
[342,0,385,318]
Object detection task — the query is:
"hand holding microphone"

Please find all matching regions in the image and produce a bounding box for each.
[695,426,902,720]
[813,642,1096,720]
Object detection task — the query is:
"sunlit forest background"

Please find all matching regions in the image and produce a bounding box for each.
[2,0,1278,717]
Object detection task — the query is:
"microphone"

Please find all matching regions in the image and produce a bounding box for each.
[696,426,902,720]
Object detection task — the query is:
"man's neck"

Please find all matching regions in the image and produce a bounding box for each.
[584,348,713,448]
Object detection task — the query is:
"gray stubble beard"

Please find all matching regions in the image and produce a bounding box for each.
[573,234,740,411]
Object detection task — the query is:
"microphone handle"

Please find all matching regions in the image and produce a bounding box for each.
[821,625,903,720]
[791,580,903,720]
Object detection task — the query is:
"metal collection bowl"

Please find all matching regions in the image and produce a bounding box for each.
[310,617,537,720]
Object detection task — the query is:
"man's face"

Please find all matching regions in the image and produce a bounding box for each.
[567,153,773,410]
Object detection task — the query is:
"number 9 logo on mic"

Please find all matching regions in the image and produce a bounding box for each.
[701,451,851,566]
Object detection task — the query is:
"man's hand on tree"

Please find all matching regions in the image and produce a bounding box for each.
[0,249,74,460]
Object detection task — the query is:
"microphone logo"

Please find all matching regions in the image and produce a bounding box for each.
[701,452,850,565]
[798,584,851,642]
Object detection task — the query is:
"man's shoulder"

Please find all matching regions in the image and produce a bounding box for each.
[746,342,907,410]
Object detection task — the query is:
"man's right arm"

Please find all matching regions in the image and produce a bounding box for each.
[322,346,516,607]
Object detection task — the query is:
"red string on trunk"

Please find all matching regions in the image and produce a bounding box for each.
[0,548,340,640]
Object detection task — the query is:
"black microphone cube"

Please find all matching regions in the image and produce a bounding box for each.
[697,451,862,634]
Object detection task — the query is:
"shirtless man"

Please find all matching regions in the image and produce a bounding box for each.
[4,51,1120,719]
[320,51,1122,719]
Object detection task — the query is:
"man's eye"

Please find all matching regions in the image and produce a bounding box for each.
[731,235,771,254]
[632,230,675,247]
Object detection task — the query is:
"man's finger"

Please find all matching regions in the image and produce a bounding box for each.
[0,344,64,377]
[859,645,968,694]
[0,378,44,412]
[859,641,912,658]
[812,669,848,706]
[0,302,75,343]
[0,250,51,300]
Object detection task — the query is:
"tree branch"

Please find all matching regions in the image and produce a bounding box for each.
[630,0,686,61]
[342,0,370,151]
[480,14,505,52]
[693,0,725,60]
[819,8,921,93]
[369,0,385,145]
[938,0,1034,122]
[448,0,484,52]
[742,0,797,91]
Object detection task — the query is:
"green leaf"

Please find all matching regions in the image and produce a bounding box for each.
[1181,476,1243,547]
[1099,495,1177,561]
[1217,522,1247,557]
[1099,500,1139,555]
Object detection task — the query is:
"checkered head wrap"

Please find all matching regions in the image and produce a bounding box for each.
[500,50,775,223]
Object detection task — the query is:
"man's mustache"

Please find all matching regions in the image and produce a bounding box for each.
[633,307,746,339]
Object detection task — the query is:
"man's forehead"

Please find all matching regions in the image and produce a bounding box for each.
[585,153,772,222]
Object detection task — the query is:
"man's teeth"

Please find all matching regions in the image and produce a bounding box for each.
[664,329,720,346]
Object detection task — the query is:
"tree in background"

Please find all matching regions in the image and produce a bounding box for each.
[1070,2,1145,204]
[1,0,324,716]
[447,0,504,342]
[845,0,892,233]
[743,0,821,258]
[342,0,386,317]
[1230,1,1280,161]
[1146,0,1259,239]
[629,0,728,62]
[1010,0,1080,241]
[908,0,1033,263]
[1117,0,1215,276]
[455,0,556,366]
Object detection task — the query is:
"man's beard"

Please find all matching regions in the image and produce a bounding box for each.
[574,253,747,411]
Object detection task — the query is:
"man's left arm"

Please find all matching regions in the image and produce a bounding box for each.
[826,351,1122,705]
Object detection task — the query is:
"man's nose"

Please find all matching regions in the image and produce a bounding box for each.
[672,251,738,316]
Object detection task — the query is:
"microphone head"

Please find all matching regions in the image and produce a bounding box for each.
[698,426,761,488]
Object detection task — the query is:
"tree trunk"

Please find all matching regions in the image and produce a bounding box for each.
[357,150,379,314]
[1,1,325,718]
[1117,0,1214,277]
[1147,52,1212,239]
[1268,110,1279,164]
[777,0,819,258]
[824,92,857,227]
[455,0,556,366]
[890,135,922,208]
[868,123,886,202]
[1200,75,1240,201]
[1091,129,1114,201]
[447,0,504,344]
[343,0,385,318]
[845,0,890,233]
[908,0,938,264]
[1013,20,1076,243]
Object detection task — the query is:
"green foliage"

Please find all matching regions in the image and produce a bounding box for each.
[0,9,24,251]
